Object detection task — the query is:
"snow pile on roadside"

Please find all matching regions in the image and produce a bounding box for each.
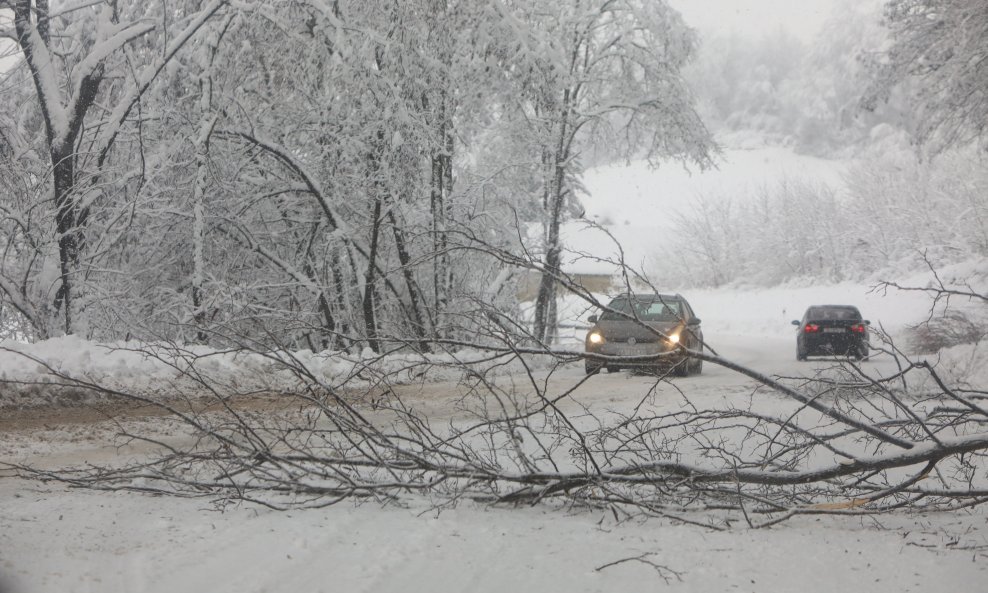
[932,342,988,390]
[0,337,558,409]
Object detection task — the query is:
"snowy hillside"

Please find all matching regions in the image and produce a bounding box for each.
[563,145,848,277]
[581,145,847,229]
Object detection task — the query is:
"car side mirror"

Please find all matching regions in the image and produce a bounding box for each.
[588,315,598,324]
[864,320,871,325]
[791,320,800,326]
[688,317,701,325]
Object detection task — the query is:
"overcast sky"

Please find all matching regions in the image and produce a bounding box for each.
[668,0,847,41]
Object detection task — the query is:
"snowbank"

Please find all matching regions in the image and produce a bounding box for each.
[0,336,559,409]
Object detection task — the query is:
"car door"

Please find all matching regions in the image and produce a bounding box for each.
[682,299,702,349]
[796,310,810,351]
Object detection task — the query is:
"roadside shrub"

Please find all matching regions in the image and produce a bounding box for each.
[907,310,986,354]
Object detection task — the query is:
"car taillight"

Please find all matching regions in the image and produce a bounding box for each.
[851,324,866,333]
[804,324,820,333]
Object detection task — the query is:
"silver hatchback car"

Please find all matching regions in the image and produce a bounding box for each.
[584,294,703,376]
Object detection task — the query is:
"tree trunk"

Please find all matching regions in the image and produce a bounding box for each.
[533,87,574,345]
[51,151,80,335]
[191,115,217,344]
[388,209,432,352]
[303,256,340,350]
[332,244,353,347]
[363,196,383,353]
[302,222,343,350]
[426,6,455,341]
[428,114,456,340]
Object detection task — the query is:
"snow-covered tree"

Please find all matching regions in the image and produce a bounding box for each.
[1,0,711,349]
[866,0,988,153]
[506,0,713,344]
[1,0,228,337]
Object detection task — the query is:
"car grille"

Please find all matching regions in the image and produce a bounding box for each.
[620,336,659,344]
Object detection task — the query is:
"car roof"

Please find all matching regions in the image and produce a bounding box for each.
[804,305,863,318]
[611,294,682,301]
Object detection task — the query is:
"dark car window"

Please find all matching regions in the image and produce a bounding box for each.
[806,307,862,321]
[644,301,681,318]
[600,297,682,321]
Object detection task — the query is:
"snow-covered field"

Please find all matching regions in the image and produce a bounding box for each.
[2,276,987,593]
[563,146,847,276]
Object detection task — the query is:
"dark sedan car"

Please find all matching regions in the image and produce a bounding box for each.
[792,305,870,360]
[584,294,703,376]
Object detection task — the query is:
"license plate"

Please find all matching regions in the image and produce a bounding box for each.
[823,327,845,333]
[616,345,654,356]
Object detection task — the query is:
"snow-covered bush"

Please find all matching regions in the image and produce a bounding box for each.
[907,311,986,354]
[649,146,988,289]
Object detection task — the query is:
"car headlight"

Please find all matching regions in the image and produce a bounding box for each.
[588,332,604,344]
[667,333,680,344]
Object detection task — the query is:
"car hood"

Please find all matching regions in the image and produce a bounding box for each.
[591,319,683,342]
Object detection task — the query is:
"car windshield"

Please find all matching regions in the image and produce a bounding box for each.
[807,307,861,321]
[600,297,682,321]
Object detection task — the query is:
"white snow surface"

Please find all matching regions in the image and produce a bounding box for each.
[0,336,562,410]
[566,146,846,276]
[3,278,987,593]
[2,485,984,593]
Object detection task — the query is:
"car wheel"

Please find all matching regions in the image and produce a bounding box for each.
[674,360,690,377]
[585,360,602,375]
[605,366,618,373]
[690,343,703,375]
[796,347,807,361]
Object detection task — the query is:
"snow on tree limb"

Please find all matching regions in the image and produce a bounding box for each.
[868,0,988,153]
[13,2,68,146]
[95,0,229,165]
[61,19,154,146]
[213,129,344,233]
